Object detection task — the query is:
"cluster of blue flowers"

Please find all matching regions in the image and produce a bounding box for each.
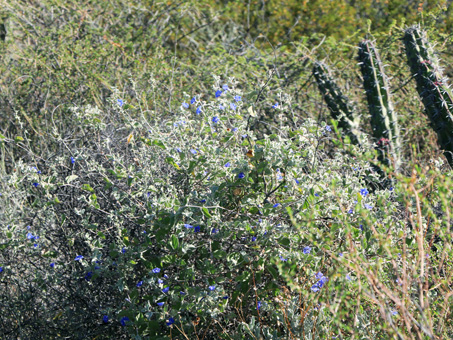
[311,272,328,292]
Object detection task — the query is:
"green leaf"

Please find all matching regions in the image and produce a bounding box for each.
[266,265,278,280]
[81,184,94,193]
[15,136,24,142]
[66,175,78,183]
[170,235,179,250]
[202,207,212,218]
[278,237,290,246]
[153,140,166,149]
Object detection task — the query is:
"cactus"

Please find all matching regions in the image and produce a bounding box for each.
[312,62,361,144]
[403,26,453,166]
[358,40,402,172]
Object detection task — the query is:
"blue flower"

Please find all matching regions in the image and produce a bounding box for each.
[26,232,34,240]
[208,285,216,291]
[222,84,229,91]
[122,247,126,254]
[238,172,245,179]
[391,310,398,316]
[315,272,324,280]
[364,204,373,210]
[257,301,262,310]
[117,99,124,107]
[50,262,55,268]
[360,189,369,197]
[314,193,319,197]
[234,95,241,102]
[158,279,164,284]
[75,255,84,261]
[303,246,311,254]
[212,116,220,123]
[199,199,206,203]
[184,224,194,229]
[175,147,182,153]
[348,209,353,214]
[190,149,197,155]
[339,253,343,257]
[103,315,109,323]
[166,317,175,326]
[230,103,237,110]
[70,157,75,164]
[232,127,237,132]
[224,162,231,167]
[252,236,257,242]
[95,266,100,270]
[215,90,222,98]
[211,228,219,234]
[152,268,161,274]
[272,102,279,108]
[359,224,364,231]
[389,187,394,191]
[194,226,201,232]
[219,104,224,110]
[180,291,186,295]
[0,267,3,273]
[196,107,202,115]
[295,179,299,184]
[311,284,320,292]
[120,316,130,326]
[191,97,196,104]
[32,183,39,187]
[157,302,165,307]
[137,281,143,287]
[346,274,352,281]
[279,255,288,262]
[182,102,189,109]
[33,243,38,248]
[85,271,93,281]
[273,203,280,208]
[325,125,331,132]
[162,287,170,293]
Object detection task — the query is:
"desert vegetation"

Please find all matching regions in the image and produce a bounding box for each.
[0,1,452,339]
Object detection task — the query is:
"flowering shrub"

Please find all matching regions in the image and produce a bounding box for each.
[0,75,452,339]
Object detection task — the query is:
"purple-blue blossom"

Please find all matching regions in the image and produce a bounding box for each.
[120,316,130,326]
